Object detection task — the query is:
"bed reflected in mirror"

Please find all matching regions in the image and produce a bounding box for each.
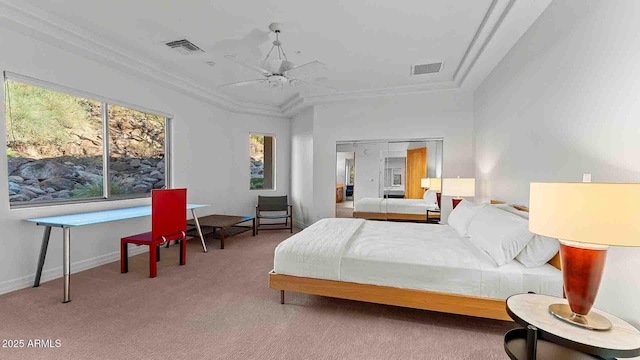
[335,138,443,223]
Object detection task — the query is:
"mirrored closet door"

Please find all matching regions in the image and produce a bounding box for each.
[335,139,443,220]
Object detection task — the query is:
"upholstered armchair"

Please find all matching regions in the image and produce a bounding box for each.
[255,195,293,234]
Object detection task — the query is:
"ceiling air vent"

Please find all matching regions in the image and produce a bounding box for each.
[165,39,204,54]
[410,62,443,76]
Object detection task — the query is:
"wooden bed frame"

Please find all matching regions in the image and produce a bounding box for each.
[353,211,441,222]
[269,200,561,321]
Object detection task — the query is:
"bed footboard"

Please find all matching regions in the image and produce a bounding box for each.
[268,271,511,321]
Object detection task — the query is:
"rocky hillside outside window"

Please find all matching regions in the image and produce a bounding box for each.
[250,134,275,190]
[5,75,169,207]
[108,105,166,196]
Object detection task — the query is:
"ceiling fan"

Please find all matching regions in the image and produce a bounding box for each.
[219,22,331,89]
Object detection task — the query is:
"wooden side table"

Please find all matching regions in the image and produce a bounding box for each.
[505,293,640,359]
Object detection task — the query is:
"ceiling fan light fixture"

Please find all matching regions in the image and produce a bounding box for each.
[220,22,329,91]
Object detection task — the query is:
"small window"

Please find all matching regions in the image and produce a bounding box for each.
[393,174,402,186]
[250,134,275,190]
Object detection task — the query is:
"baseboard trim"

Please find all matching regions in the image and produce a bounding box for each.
[293,219,308,229]
[0,245,148,296]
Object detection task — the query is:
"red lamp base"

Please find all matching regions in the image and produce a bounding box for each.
[549,240,611,330]
[452,198,462,209]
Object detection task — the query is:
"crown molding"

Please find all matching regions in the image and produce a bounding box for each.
[453,0,508,85]
[0,0,550,119]
[282,0,526,117]
[459,0,553,91]
[281,81,459,116]
[0,0,286,119]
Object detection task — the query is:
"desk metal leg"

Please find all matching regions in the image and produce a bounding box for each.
[33,226,52,287]
[63,227,71,303]
[191,209,207,253]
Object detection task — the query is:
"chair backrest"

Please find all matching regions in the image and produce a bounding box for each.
[152,188,187,241]
[258,195,288,212]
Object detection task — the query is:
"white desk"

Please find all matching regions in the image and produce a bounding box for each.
[25,204,209,303]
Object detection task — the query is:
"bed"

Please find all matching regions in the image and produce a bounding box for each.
[354,197,440,221]
[383,186,405,198]
[269,203,562,321]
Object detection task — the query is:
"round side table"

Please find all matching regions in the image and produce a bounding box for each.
[505,293,640,359]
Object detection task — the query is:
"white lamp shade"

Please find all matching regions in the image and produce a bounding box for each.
[529,182,640,247]
[442,178,475,197]
[430,178,442,192]
[421,178,431,188]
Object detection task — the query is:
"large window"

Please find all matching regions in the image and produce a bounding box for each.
[249,134,275,190]
[5,74,169,207]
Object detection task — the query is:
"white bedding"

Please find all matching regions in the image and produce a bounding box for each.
[354,198,384,213]
[386,198,438,215]
[273,218,365,280]
[274,218,562,300]
[355,198,438,215]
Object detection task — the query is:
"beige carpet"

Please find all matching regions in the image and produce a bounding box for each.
[336,200,354,218]
[0,229,515,360]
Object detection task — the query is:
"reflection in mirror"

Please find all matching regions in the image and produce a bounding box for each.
[335,139,443,223]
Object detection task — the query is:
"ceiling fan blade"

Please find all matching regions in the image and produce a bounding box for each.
[284,61,328,78]
[218,79,267,88]
[224,55,272,76]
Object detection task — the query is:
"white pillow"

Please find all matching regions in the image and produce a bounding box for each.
[492,203,529,219]
[447,200,485,238]
[423,190,437,205]
[516,235,559,267]
[467,205,534,266]
[491,204,560,267]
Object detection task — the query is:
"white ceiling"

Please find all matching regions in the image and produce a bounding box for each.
[0,0,552,115]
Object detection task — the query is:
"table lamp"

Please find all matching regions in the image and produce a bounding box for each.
[421,178,431,191]
[529,182,640,330]
[442,177,475,209]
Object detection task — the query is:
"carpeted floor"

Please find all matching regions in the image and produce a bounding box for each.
[336,200,354,218]
[0,229,515,360]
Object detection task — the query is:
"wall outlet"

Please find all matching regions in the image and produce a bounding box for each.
[582,173,592,183]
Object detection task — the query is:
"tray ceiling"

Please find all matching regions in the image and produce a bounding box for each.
[0,0,552,116]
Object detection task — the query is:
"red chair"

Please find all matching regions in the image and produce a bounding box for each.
[120,188,187,278]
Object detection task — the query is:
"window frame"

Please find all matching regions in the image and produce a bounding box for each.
[249,132,276,191]
[4,72,172,209]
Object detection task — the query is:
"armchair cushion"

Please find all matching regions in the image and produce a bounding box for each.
[257,196,289,213]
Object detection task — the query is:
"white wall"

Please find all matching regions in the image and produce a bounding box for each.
[290,107,314,227]
[0,26,290,294]
[310,90,475,223]
[474,0,640,326]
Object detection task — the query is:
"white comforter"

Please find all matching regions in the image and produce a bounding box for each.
[273,218,563,299]
[355,198,438,215]
[274,218,365,280]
